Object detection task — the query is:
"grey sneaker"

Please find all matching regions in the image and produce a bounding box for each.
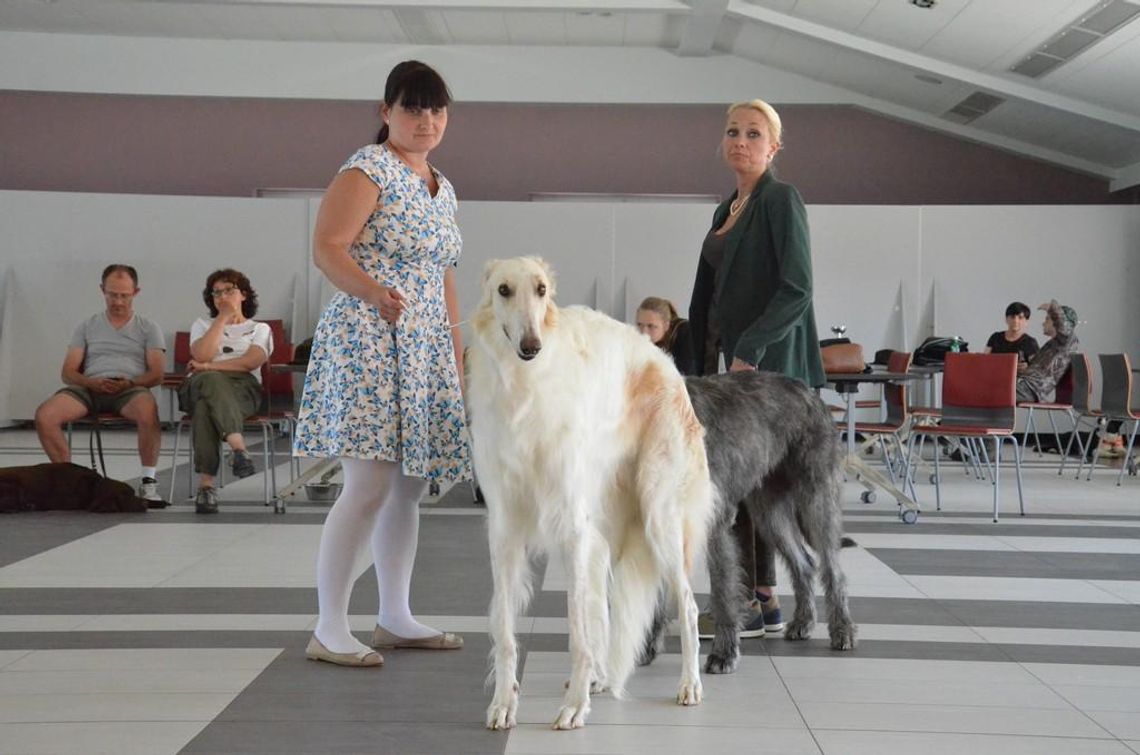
[231,450,255,479]
[138,477,166,507]
[195,486,218,514]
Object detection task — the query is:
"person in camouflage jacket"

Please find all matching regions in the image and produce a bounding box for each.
[1016,300,1079,403]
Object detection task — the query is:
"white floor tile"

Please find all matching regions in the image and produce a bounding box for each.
[0,667,262,695]
[797,700,1110,738]
[813,730,1135,755]
[1088,580,1140,604]
[0,615,92,632]
[782,676,1071,709]
[1023,663,1140,687]
[0,651,32,671]
[0,692,239,723]
[1050,684,1140,712]
[1087,711,1140,739]
[0,721,209,755]
[4,648,282,672]
[505,724,822,755]
[903,575,1128,604]
[772,657,1043,685]
[975,626,1140,649]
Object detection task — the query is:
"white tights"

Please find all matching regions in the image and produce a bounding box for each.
[313,457,434,654]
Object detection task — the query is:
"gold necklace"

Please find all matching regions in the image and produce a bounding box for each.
[729,194,749,217]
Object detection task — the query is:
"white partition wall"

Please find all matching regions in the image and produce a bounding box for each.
[1,190,1137,425]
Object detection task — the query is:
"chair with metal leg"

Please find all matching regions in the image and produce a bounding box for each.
[905,353,1025,522]
[1061,353,1101,478]
[1086,354,1139,485]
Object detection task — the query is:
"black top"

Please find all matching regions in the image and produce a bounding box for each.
[986,331,1039,364]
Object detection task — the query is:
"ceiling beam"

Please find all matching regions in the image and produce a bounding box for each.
[726,0,1140,135]
[1109,160,1140,191]
[677,0,728,57]
[144,0,689,10]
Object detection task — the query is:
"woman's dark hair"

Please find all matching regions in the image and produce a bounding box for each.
[1005,301,1031,319]
[202,268,259,319]
[375,60,452,144]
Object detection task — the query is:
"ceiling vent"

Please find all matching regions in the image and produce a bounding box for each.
[1010,0,1140,78]
[942,91,1006,124]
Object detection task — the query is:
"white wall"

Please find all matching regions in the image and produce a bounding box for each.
[1,190,1137,423]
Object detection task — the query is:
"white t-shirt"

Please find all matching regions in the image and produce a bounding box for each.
[190,318,274,383]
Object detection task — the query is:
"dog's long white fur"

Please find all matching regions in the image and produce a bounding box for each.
[467,256,714,730]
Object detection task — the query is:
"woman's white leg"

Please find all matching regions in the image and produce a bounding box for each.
[313,458,395,654]
[373,469,434,638]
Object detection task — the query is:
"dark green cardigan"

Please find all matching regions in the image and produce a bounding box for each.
[687,171,825,388]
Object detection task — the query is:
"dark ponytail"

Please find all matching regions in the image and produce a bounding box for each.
[376,124,388,144]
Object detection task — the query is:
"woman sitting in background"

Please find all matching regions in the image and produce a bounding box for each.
[179,268,273,514]
[635,296,695,375]
[985,301,1039,372]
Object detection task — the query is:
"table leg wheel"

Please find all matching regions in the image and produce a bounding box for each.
[929,474,939,485]
[900,509,919,525]
[859,491,876,504]
[273,499,286,514]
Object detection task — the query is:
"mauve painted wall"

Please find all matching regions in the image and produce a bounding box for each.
[1,90,1134,204]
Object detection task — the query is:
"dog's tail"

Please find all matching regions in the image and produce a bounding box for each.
[607,533,665,698]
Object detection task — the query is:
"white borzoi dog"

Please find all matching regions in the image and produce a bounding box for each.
[466,257,714,730]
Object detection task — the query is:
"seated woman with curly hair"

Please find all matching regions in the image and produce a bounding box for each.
[178,268,274,514]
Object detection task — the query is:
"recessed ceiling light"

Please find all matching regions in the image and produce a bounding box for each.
[915,73,943,85]
[909,0,937,8]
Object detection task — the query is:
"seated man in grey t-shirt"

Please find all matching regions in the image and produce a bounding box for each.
[33,264,167,503]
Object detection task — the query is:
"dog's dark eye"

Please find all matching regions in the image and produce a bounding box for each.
[497,283,512,297]
[536,283,546,297]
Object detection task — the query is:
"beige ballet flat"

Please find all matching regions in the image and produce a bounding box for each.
[371,625,464,650]
[305,635,384,667]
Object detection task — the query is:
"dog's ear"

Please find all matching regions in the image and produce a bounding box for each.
[481,259,502,289]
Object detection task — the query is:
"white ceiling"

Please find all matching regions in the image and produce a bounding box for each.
[3,0,1140,189]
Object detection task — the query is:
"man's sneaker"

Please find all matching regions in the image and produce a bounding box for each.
[755,592,785,633]
[231,450,256,479]
[137,477,167,508]
[739,600,767,639]
[195,486,219,514]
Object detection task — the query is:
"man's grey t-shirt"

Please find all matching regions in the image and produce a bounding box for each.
[69,312,166,379]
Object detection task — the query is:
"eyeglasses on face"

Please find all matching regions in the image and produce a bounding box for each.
[102,289,136,301]
[211,285,239,298]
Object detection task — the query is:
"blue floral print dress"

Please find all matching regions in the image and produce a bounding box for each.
[293,144,472,484]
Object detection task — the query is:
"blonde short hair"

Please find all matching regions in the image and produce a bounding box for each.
[727,99,783,145]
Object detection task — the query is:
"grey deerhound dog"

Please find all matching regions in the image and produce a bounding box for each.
[643,370,856,674]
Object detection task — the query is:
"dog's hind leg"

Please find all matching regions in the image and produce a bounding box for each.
[753,488,818,642]
[607,530,664,698]
[636,590,668,667]
[800,478,857,650]
[704,514,748,674]
[486,521,532,730]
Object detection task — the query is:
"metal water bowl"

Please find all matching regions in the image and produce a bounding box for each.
[304,482,342,502]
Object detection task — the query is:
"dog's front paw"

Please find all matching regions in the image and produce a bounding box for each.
[552,697,590,729]
[486,683,519,730]
[676,675,703,706]
[783,619,814,641]
[829,622,857,651]
[704,650,739,675]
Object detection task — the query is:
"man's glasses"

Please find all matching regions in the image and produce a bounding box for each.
[211,285,239,298]
[102,290,136,301]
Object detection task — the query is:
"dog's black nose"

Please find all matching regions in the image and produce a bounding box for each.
[518,336,541,360]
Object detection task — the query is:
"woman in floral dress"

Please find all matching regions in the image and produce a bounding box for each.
[295,61,470,667]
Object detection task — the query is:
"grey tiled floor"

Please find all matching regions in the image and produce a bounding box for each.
[2,428,1140,754]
